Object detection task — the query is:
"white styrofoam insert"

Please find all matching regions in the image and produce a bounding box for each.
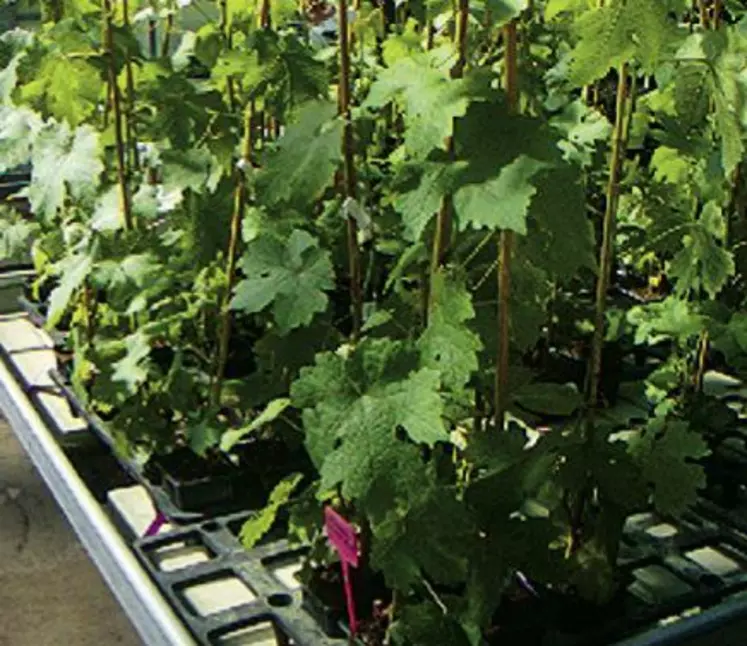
[182,576,256,616]
[686,546,741,576]
[216,621,284,646]
[35,390,88,433]
[153,541,212,573]
[7,348,57,387]
[0,315,53,352]
[645,523,678,539]
[107,485,173,537]
[268,557,303,591]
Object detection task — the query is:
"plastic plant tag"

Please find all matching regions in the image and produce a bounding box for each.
[324,506,359,636]
[144,510,167,537]
[325,506,359,566]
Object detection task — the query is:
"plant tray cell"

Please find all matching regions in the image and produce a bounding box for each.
[153,448,240,514]
[131,514,340,645]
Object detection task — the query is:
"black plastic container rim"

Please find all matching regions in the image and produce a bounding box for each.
[613,591,747,646]
[47,367,207,525]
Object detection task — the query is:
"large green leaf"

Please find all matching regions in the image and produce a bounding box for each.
[220,397,291,451]
[418,269,482,391]
[371,487,476,590]
[630,420,710,517]
[568,0,685,85]
[291,339,449,500]
[0,105,41,173]
[20,55,103,126]
[26,121,103,221]
[363,53,487,158]
[392,160,456,241]
[111,331,152,396]
[512,382,582,416]
[454,155,548,234]
[231,229,334,334]
[257,100,342,207]
[668,202,734,298]
[452,101,562,234]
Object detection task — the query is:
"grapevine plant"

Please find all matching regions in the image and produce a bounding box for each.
[3,0,747,642]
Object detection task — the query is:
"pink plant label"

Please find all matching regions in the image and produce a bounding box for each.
[324,506,359,637]
[324,506,359,567]
[144,510,167,537]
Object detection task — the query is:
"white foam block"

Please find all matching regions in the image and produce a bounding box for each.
[35,391,87,434]
[152,541,211,573]
[686,546,741,576]
[107,485,172,537]
[216,622,283,646]
[0,315,52,352]
[8,349,57,388]
[268,558,303,591]
[182,576,256,617]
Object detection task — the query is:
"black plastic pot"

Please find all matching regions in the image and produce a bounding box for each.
[235,437,317,494]
[301,562,390,642]
[301,565,347,638]
[147,447,240,514]
[47,368,206,524]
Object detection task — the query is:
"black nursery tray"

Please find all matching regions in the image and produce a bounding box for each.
[47,369,221,525]
[1,298,311,529]
[123,479,747,646]
[130,510,344,645]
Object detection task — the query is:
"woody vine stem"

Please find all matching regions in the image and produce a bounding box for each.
[103,0,133,231]
[339,0,363,341]
[495,18,518,429]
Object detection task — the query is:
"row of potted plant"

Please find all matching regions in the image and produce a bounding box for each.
[3,0,747,643]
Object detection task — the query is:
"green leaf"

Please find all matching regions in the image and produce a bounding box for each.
[453,101,561,234]
[0,51,23,103]
[363,54,485,158]
[91,184,160,231]
[568,0,684,85]
[26,121,103,221]
[455,155,547,234]
[92,254,162,312]
[240,473,304,549]
[0,105,41,172]
[632,421,710,516]
[485,0,529,25]
[550,99,612,167]
[230,230,334,334]
[512,382,582,416]
[220,397,291,452]
[651,146,691,185]
[392,161,455,242]
[627,297,705,346]
[418,269,482,391]
[668,202,734,298]
[258,100,342,207]
[521,165,596,277]
[111,331,151,395]
[544,0,587,21]
[371,488,476,590]
[714,88,744,177]
[381,18,422,66]
[0,212,38,262]
[391,602,473,646]
[20,55,103,126]
[161,147,215,197]
[189,419,224,456]
[47,251,93,326]
[291,339,449,500]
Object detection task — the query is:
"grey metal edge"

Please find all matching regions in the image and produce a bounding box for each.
[0,357,196,646]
